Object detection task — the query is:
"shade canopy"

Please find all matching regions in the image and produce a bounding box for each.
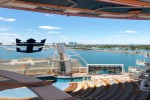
[0,0,150,20]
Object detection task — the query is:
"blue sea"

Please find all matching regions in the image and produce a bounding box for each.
[0,47,150,71]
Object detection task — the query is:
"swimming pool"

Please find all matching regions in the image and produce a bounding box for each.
[0,76,91,99]
[36,75,91,82]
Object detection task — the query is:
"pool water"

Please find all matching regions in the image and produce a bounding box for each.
[36,75,91,82]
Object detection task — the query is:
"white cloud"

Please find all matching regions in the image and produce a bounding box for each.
[0,17,16,22]
[125,30,138,33]
[39,26,61,30]
[0,27,11,31]
[0,17,4,20]
[4,18,16,22]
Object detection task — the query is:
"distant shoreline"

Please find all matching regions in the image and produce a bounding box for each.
[0,57,52,63]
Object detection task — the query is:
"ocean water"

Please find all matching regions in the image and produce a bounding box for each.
[0,47,55,60]
[0,47,150,71]
[73,50,150,71]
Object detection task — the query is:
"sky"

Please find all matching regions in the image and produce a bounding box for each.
[0,8,150,45]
